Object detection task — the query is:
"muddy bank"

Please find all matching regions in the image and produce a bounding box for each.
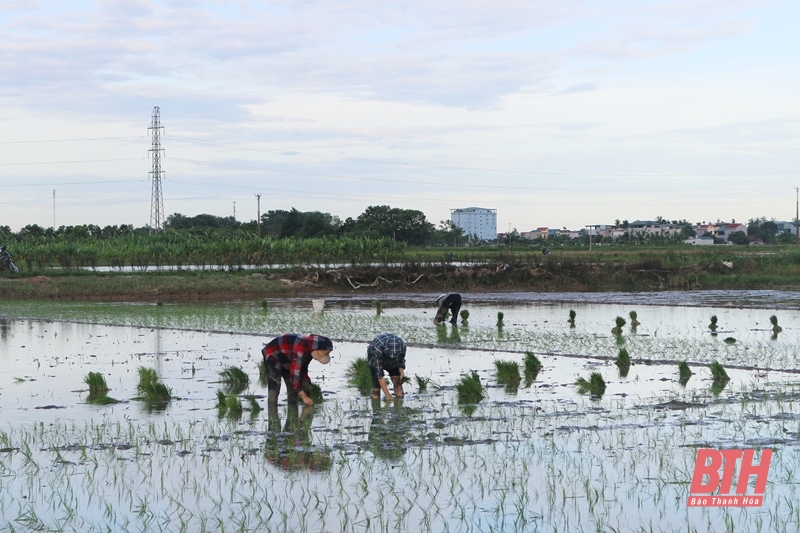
[0,259,797,302]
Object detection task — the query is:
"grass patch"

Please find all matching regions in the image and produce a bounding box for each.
[576,372,606,398]
[709,360,729,382]
[456,371,485,404]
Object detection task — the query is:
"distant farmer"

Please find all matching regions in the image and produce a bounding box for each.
[367,333,407,400]
[434,293,462,325]
[262,334,333,407]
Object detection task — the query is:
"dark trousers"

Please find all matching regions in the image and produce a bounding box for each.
[265,359,299,407]
[436,294,462,324]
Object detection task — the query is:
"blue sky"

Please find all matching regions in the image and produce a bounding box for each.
[1,0,798,232]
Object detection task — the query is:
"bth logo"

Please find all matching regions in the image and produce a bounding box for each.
[687,448,772,507]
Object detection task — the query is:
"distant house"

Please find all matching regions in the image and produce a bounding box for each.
[629,220,680,237]
[522,227,549,240]
[719,222,746,241]
[684,235,715,246]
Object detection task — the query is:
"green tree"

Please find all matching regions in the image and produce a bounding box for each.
[728,231,750,245]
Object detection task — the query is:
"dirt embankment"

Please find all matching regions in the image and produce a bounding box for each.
[0,259,752,301]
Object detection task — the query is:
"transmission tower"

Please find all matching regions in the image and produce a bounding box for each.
[148,106,165,233]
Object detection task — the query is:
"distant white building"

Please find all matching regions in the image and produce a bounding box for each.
[451,207,497,241]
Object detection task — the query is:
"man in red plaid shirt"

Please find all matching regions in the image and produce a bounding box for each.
[262,334,333,407]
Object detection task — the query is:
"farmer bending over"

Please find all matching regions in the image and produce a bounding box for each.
[368,333,406,400]
[434,293,462,325]
[262,334,332,407]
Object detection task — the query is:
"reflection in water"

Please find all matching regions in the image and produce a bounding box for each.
[368,399,424,462]
[0,317,9,342]
[265,404,331,471]
[436,324,461,344]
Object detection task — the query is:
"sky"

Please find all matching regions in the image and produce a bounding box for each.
[1,0,798,234]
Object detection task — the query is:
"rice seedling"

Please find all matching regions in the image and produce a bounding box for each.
[136,366,172,403]
[568,309,576,327]
[575,372,606,398]
[710,361,730,395]
[629,310,640,327]
[261,299,269,310]
[244,395,262,414]
[456,371,485,404]
[84,372,109,395]
[494,360,521,390]
[615,348,631,378]
[415,375,430,392]
[460,309,469,325]
[303,382,324,404]
[678,361,693,386]
[770,315,782,333]
[374,300,382,315]
[84,372,119,404]
[709,315,718,331]
[216,391,243,417]
[523,351,542,384]
[709,360,729,382]
[258,360,267,387]
[346,357,373,396]
[497,311,504,327]
[218,366,249,388]
[611,316,626,335]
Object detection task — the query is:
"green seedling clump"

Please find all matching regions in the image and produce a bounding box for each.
[496,311,504,327]
[456,371,485,404]
[460,309,469,325]
[136,366,172,403]
[216,390,243,417]
[568,309,576,326]
[611,316,626,335]
[218,366,250,387]
[523,351,543,383]
[494,360,521,390]
[84,372,119,405]
[710,360,729,382]
[84,372,109,395]
[374,300,382,315]
[415,375,430,392]
[678,361,693,385]
[709,315,719,331]
[629,310,640,327]
[615,348,631,378]
[576,372,606,398]
[724,337,736,344]
[346,357,373,396]
[303,382,324,403]
[770,315,782,333]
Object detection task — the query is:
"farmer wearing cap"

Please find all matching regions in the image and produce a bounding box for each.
[367,333,407,400]
[433,293,462,325]
[262,334,333,407]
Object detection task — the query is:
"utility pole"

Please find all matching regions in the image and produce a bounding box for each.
[256,194,261,238]
[52,190,56,229]
[148,106,165,233]
[796,187,799,246]
[233,201,236,220]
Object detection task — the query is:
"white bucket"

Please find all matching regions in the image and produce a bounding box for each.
[312,299,325,313]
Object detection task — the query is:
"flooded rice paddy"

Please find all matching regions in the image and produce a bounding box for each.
[3,291,800,532]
